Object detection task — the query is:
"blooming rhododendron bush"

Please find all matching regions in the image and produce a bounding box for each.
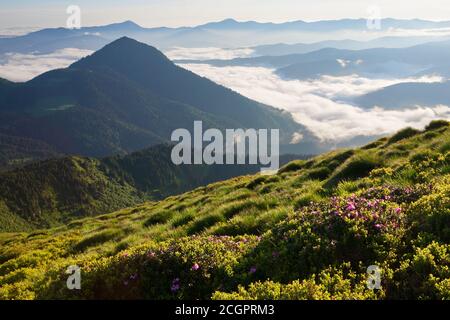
[0,120,449,300]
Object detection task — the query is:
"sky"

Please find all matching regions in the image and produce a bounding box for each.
[1,0,450,33]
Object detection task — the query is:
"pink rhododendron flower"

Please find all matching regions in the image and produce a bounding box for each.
[191,263,200,271]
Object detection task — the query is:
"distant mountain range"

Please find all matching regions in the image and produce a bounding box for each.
[2,18,450,53]
[354,81,450,109]
[184,39,450,79]
[0,37,315,167]
[250,36,450,56]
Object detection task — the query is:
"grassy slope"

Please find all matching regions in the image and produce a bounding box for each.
[0,144,299,233]
[0,120,449,300]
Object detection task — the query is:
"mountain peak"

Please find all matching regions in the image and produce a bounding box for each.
[70,37,171,72]
[201,18,241,28]
[121,20,140,26]
[110,36,141,45]
[220,18,239,24]
[104,20,142,30]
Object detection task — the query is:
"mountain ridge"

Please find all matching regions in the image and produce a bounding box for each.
[3,18,450,53]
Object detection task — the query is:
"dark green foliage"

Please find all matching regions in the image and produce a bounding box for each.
[307,167,332,180]
[144,210,175,227]
[325,152,382,188]
[188,214,226,235]
[73,228,124,253]
[171,213,195,228]
[387,127,421,144]
[361,138,387,150]
[0,133,60,170]
[0,156,142,231]
[278,160,306,174]
[425,120,450,131]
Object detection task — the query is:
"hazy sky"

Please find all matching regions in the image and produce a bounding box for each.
[1,0,450,32]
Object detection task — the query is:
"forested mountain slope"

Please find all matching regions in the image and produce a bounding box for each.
[1,144,303,232]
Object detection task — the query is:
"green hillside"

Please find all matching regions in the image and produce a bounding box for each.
[0,156,142,233]
[0,120,449,300]
[0,144,289,233]
[0,133,60,170]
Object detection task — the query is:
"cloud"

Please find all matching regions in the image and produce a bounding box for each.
[383,27,450,37]
[179,63,450,142]
[0,48,93,82]
[299,74,444,100]
[336,59,350,68]
[164,47,254,60]
[0,26,40,37]
[290,132,304,144]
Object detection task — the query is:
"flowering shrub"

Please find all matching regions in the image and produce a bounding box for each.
[239,188,411,284]
[37,236,259,300]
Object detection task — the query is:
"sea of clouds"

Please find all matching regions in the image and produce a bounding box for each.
[165,47,254,60]
[1,45,449,145]
[179,60,450,143]
[0,48,93,82]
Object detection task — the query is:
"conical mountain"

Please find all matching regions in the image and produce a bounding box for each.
[0,37,315,162]
[71,37,304,133]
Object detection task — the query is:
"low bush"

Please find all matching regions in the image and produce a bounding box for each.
[388,127,421,144]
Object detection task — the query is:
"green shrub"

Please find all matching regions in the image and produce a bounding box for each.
[187,214,225,235]
[425,120,449,131]
[388,127,421,144]
[144,210,174,227]
[294,193,323,208]
[72,228,124,252]
[278,160,305,174]
[361,139,386,150]
[326,152,382,188]
[39,236,259,300]
[307,167,332,180]
[170,211,196,228]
